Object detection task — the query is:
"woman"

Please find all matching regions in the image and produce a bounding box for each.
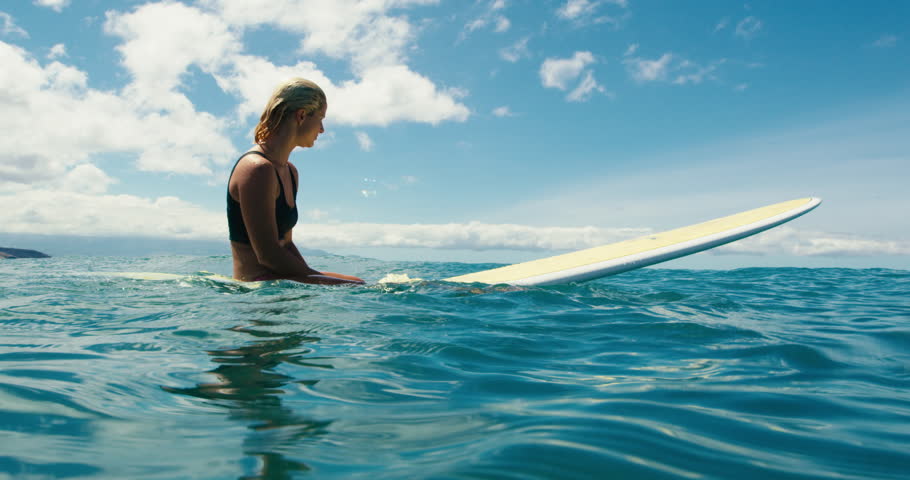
[227,78,364,285]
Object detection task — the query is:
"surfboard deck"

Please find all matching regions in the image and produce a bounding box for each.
[92,271,258,285]
[444,197,822,286]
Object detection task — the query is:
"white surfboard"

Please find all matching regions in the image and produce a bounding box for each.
[444,197,822,286]
[98,271,235,281]
[93,271,340,287]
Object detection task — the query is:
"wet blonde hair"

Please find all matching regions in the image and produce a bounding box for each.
[254,78,326,144]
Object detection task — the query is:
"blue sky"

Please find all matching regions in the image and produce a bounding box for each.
[1,0,908,268]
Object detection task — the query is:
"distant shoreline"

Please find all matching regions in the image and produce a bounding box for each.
[0,247,51,259]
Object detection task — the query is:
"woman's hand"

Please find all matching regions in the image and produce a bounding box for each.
[291,272,365,285]
[321,272,366,284]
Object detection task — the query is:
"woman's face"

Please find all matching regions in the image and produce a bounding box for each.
[298,104,326,148]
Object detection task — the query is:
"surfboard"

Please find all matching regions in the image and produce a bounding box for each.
[444,197,822,286]
[98,271,239,282]
[94,271,337,287]
[91,271,260,288]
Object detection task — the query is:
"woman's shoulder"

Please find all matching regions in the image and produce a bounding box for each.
[233,153,278,185]
[235,151,273,171]
[237,150,271,166]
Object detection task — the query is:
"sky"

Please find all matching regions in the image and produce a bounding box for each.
[1,0,908,268]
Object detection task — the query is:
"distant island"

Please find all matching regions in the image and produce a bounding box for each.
[0,247,51,259]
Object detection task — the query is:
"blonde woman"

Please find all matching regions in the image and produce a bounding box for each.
[227,78,364,285]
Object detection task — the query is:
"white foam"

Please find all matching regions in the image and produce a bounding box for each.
[377,273,423,284]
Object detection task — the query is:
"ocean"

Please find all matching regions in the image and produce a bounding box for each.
[1,255,908,479]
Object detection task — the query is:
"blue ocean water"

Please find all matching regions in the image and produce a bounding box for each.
[1,255,908,480]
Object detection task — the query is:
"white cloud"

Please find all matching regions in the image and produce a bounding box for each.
[494,16,511,33]
[541,51,603,102]
[212,54,329,120]
[872,34,897,48]
[465,18,486,34]
[717,227,910,257]
[309,13,417,70]
[61,164,116,195]
[330,65,470,126]
[557,0,597,20]
[0,40,235,186]
[500,36,530,63]
[1,12,28,38]
[734,83,749,92]
[33,0,70,13]
[232,67,460,127]
[735,16,763,39]
[296,222,910,256]
[104,2,241,110]
[47,43,66,59]
[306,209,329,220]
[623,43,638,57]
[714,17,729,33]
[191,1,469,127]
[540,51,595,89]
[492,106,515,117]
[355,131,374,151]
[556,0,625,25]
[0,158,115,197]
[567,71,605,102]
[461,0,511,40]
[0,189,226,240]
[300,222,649,250]
[313,131,337,150]
[625,53,673,82]
[204,0,438,72]
[672,59,724,85]
[625,54,723,86]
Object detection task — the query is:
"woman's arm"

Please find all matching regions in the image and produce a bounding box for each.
[236,158,364,285]
[236,159,320,279]
[284,231,365,284]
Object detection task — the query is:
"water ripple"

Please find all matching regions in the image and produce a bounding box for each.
[0,258,908,478]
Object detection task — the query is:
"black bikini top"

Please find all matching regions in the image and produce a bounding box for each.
[226,151,298,244]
